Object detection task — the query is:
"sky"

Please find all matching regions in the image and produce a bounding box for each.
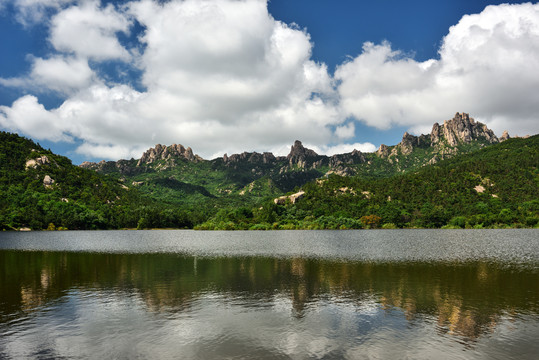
[0,0,538,164]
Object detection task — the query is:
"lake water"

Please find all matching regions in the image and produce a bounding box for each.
[0,229,538,359]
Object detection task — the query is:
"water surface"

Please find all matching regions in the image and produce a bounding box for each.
[0,230,538,359]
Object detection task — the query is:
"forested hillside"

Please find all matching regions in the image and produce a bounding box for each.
[0,132,198,230]
[80,113,504,210]
[1,127,537,231]
[198,135,539,229]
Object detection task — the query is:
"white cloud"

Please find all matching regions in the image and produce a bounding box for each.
[1,1,539,161]
[50,0,131,60]
[334,122,355,139]
[1,1,127,94]
[129,0,335,123]
[0,76,29,88]
[313,142,377,156]
[75,142,147,160]
[31,56,94,92]
[0,55,95,95]
[0,95,71,142]
[58,0,339,159]
[10,0,75,27]
[336,3,539,137]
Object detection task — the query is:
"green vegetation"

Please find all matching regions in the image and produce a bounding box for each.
[197,136,539,230]
[0,132,197,230]
[1,131,537,230]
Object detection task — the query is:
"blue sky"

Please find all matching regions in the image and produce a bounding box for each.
[269,0,510,65]
[1,0,538,163]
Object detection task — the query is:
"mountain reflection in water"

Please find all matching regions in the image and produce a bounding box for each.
[1,250,538,359]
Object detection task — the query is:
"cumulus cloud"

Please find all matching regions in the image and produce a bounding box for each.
[9,0,75,27]
[50,0,131,60]
[0,55,95,95]
[334,122,355,139]
[336,2,539,137]
[1,0,341,160]
[33,56,94,92]
[1,0,126,94]
[312,142,377,156]
[129,0,337,125]
[1,1,538,161]
[0,95,71,142]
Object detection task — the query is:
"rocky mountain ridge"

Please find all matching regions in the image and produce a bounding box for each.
[78,113,514,201]
[81,112,507,174]
[137,143,203,166]
[2,128,537,231]
[377,112,502,159]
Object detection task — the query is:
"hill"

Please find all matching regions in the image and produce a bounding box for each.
[198,135,538,229]
[0,132,196,230]
[1,112,537,230]
[80,112,504,208]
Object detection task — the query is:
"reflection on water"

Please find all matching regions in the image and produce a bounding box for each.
[1,250,538,359]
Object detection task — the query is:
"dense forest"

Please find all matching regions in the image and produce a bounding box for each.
[1,130,537,231]
[198,136,539,230]
[0,132,199,230]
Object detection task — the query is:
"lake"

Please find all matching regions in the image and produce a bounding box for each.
[0,229,538,359]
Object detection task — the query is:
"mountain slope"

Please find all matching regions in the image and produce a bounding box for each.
[2,112,536,230]
[0,132,194,230]
[80,112,505,206]
[198,135,539,229]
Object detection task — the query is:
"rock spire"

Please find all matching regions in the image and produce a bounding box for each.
[430,112,499,146]
[136,144,203,166]
[287,140,318,168]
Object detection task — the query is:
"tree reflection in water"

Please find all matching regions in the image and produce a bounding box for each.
[1,250,537,344]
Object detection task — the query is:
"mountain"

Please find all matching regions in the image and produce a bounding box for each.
[198,134,539,230]
[0,132,195,230]
[79,112,509,205]
[2,112,536,231]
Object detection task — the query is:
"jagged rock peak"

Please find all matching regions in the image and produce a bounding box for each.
[287,140,317,159]
[329,149,365,168]
[430,112,499,146]
[223,151,276,165]
[377,144,390,158]
[287,140,319,168]
[500,130,510,142]
[400,132,417,155]
[137,143,203,166]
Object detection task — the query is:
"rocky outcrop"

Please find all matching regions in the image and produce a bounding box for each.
[80,159,140,175]
[223,151,277,165]
[376,144,391,158]
[399,133,416,155]
[376,112,500,161]
[26,155,52,169]
[397,132,430,155]
[329,149,365,167]
[79,161,96,169]
[274,191,305,205]
[325,167,356,176]
[430,112,498,146]
[221,141,365,174]
[43,175,54,188]
[81,143,204,174]
[500,130,510,142]
[287,140,318,168]
[137,144,203,166]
